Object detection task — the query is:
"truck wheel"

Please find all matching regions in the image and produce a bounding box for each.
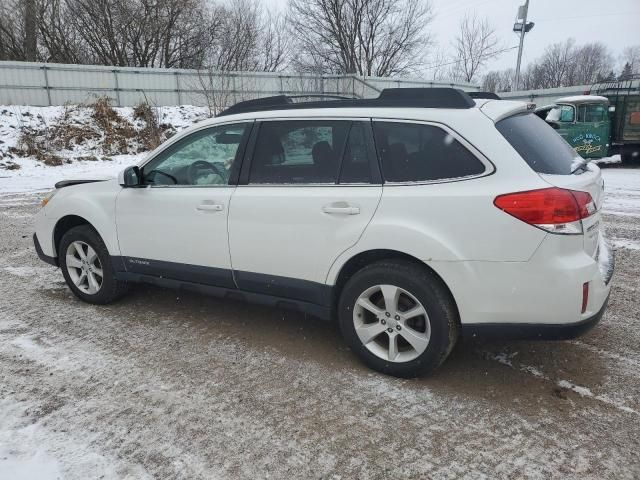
[338,260,459,378]
[621,148,640,165]
[59,225,129,304]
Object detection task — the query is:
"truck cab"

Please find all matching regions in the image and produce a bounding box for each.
[536,95,610,159]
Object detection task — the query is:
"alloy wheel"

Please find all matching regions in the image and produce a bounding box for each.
[353,284,431,362]
[65,241,103,295]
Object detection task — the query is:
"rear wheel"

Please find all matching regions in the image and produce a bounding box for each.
[621,148,640,165]
[59,225,128,304]
[338,260,458,377]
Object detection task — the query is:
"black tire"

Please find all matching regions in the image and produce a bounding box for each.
[621,149,640,165]
[338,260,459,378]
[58,225,128,304]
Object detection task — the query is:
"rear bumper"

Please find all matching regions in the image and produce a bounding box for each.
[429,230,614,331]
[33,233,58,267]
[461,294,609,340]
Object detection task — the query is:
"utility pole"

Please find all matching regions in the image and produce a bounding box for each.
[513,0,534,91]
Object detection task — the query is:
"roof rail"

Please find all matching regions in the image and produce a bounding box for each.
[217,87,476,116]
[468,91,501,100]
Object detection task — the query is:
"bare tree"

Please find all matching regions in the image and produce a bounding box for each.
[288,0,434,77]
[451,13,499,83]
[38,0,89,63]
[621,45,640,74]
[482,68,515,92]
[0,0,27,60]
[573,42,613,85]
[258,12,289,72]
[192,69,238,117]
[424,48,450,81]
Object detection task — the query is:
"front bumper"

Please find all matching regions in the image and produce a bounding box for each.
[33,233,58,267]
[461,294,609,340]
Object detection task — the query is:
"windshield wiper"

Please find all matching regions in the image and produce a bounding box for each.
[570,158,590,174]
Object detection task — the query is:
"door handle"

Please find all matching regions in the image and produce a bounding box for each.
[196,202,224,212]
[322,204,360,215]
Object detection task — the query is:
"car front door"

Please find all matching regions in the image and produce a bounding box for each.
[115,122,252,287]
[572,103,610,158]
[227,119,382,305]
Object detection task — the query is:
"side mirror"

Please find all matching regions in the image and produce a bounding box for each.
[119,166,142,187]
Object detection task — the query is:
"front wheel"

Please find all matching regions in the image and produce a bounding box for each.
[59,225,128,304]
[338,260,459,378]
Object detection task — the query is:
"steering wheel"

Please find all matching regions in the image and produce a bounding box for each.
[187,160,228,185]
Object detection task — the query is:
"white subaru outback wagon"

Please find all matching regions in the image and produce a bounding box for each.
[34,88,614,377]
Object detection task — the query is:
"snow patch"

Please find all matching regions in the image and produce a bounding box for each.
[601,168,640,218]
[593,154,621,165]
[611,238,640,251]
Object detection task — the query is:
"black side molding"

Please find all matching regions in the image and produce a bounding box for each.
[33,233,58,267]
[461,296,609,341]
[115,271,331,321]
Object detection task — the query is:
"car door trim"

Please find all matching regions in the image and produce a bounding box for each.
[112,256,332,309]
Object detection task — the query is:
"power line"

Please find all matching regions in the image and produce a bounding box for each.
[535,11,640,22]
[423,45,519,71]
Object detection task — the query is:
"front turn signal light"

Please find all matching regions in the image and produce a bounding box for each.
[41,190,58,208]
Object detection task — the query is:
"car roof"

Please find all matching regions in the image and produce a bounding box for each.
[556,95,609,105]
[195,98,528,124]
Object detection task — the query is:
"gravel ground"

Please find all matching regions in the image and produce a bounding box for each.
[1,170,639,479]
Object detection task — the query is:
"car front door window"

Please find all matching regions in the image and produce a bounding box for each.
[143,124,250,186]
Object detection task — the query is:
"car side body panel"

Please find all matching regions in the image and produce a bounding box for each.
[34,179,122,258]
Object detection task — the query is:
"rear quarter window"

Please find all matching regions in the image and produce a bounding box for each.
[496,113,579,175]
[373,122,486,182]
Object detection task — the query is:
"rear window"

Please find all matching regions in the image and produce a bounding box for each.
[496,113,579,175]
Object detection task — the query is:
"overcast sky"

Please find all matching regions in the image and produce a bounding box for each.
[268,0,639,78]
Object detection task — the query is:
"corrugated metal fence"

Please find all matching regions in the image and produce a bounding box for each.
[500,85,591,104]
[0,61,479,107]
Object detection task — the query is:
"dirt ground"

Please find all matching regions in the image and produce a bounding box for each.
[1,170,639,479]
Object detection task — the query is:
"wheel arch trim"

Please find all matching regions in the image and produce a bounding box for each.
[328,248,462,322]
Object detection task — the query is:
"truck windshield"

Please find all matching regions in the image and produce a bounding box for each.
[496,113,580,175]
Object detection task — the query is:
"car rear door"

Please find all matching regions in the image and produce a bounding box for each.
[227,118,382,305]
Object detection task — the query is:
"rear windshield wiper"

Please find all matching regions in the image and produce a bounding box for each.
[570,158,589,174]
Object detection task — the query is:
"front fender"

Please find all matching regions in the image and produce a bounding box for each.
[40,180,121,258]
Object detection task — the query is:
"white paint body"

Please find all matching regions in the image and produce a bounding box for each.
[34,99,612,326]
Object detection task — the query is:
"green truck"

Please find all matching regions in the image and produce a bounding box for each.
[535,75,640,163]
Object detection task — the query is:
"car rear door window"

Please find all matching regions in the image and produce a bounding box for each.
[496,113,579,175]
[372,121,485,182]
[249,120,350,184]
[248,120,379,185]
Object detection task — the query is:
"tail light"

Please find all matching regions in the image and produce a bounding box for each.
[494,187,596,234]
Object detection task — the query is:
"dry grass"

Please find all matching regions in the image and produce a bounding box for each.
[11,97,171,165]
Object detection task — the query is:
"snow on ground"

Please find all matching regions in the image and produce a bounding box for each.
[1,109,640,478]
[601,166,640,218]
[0,154,142,195]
